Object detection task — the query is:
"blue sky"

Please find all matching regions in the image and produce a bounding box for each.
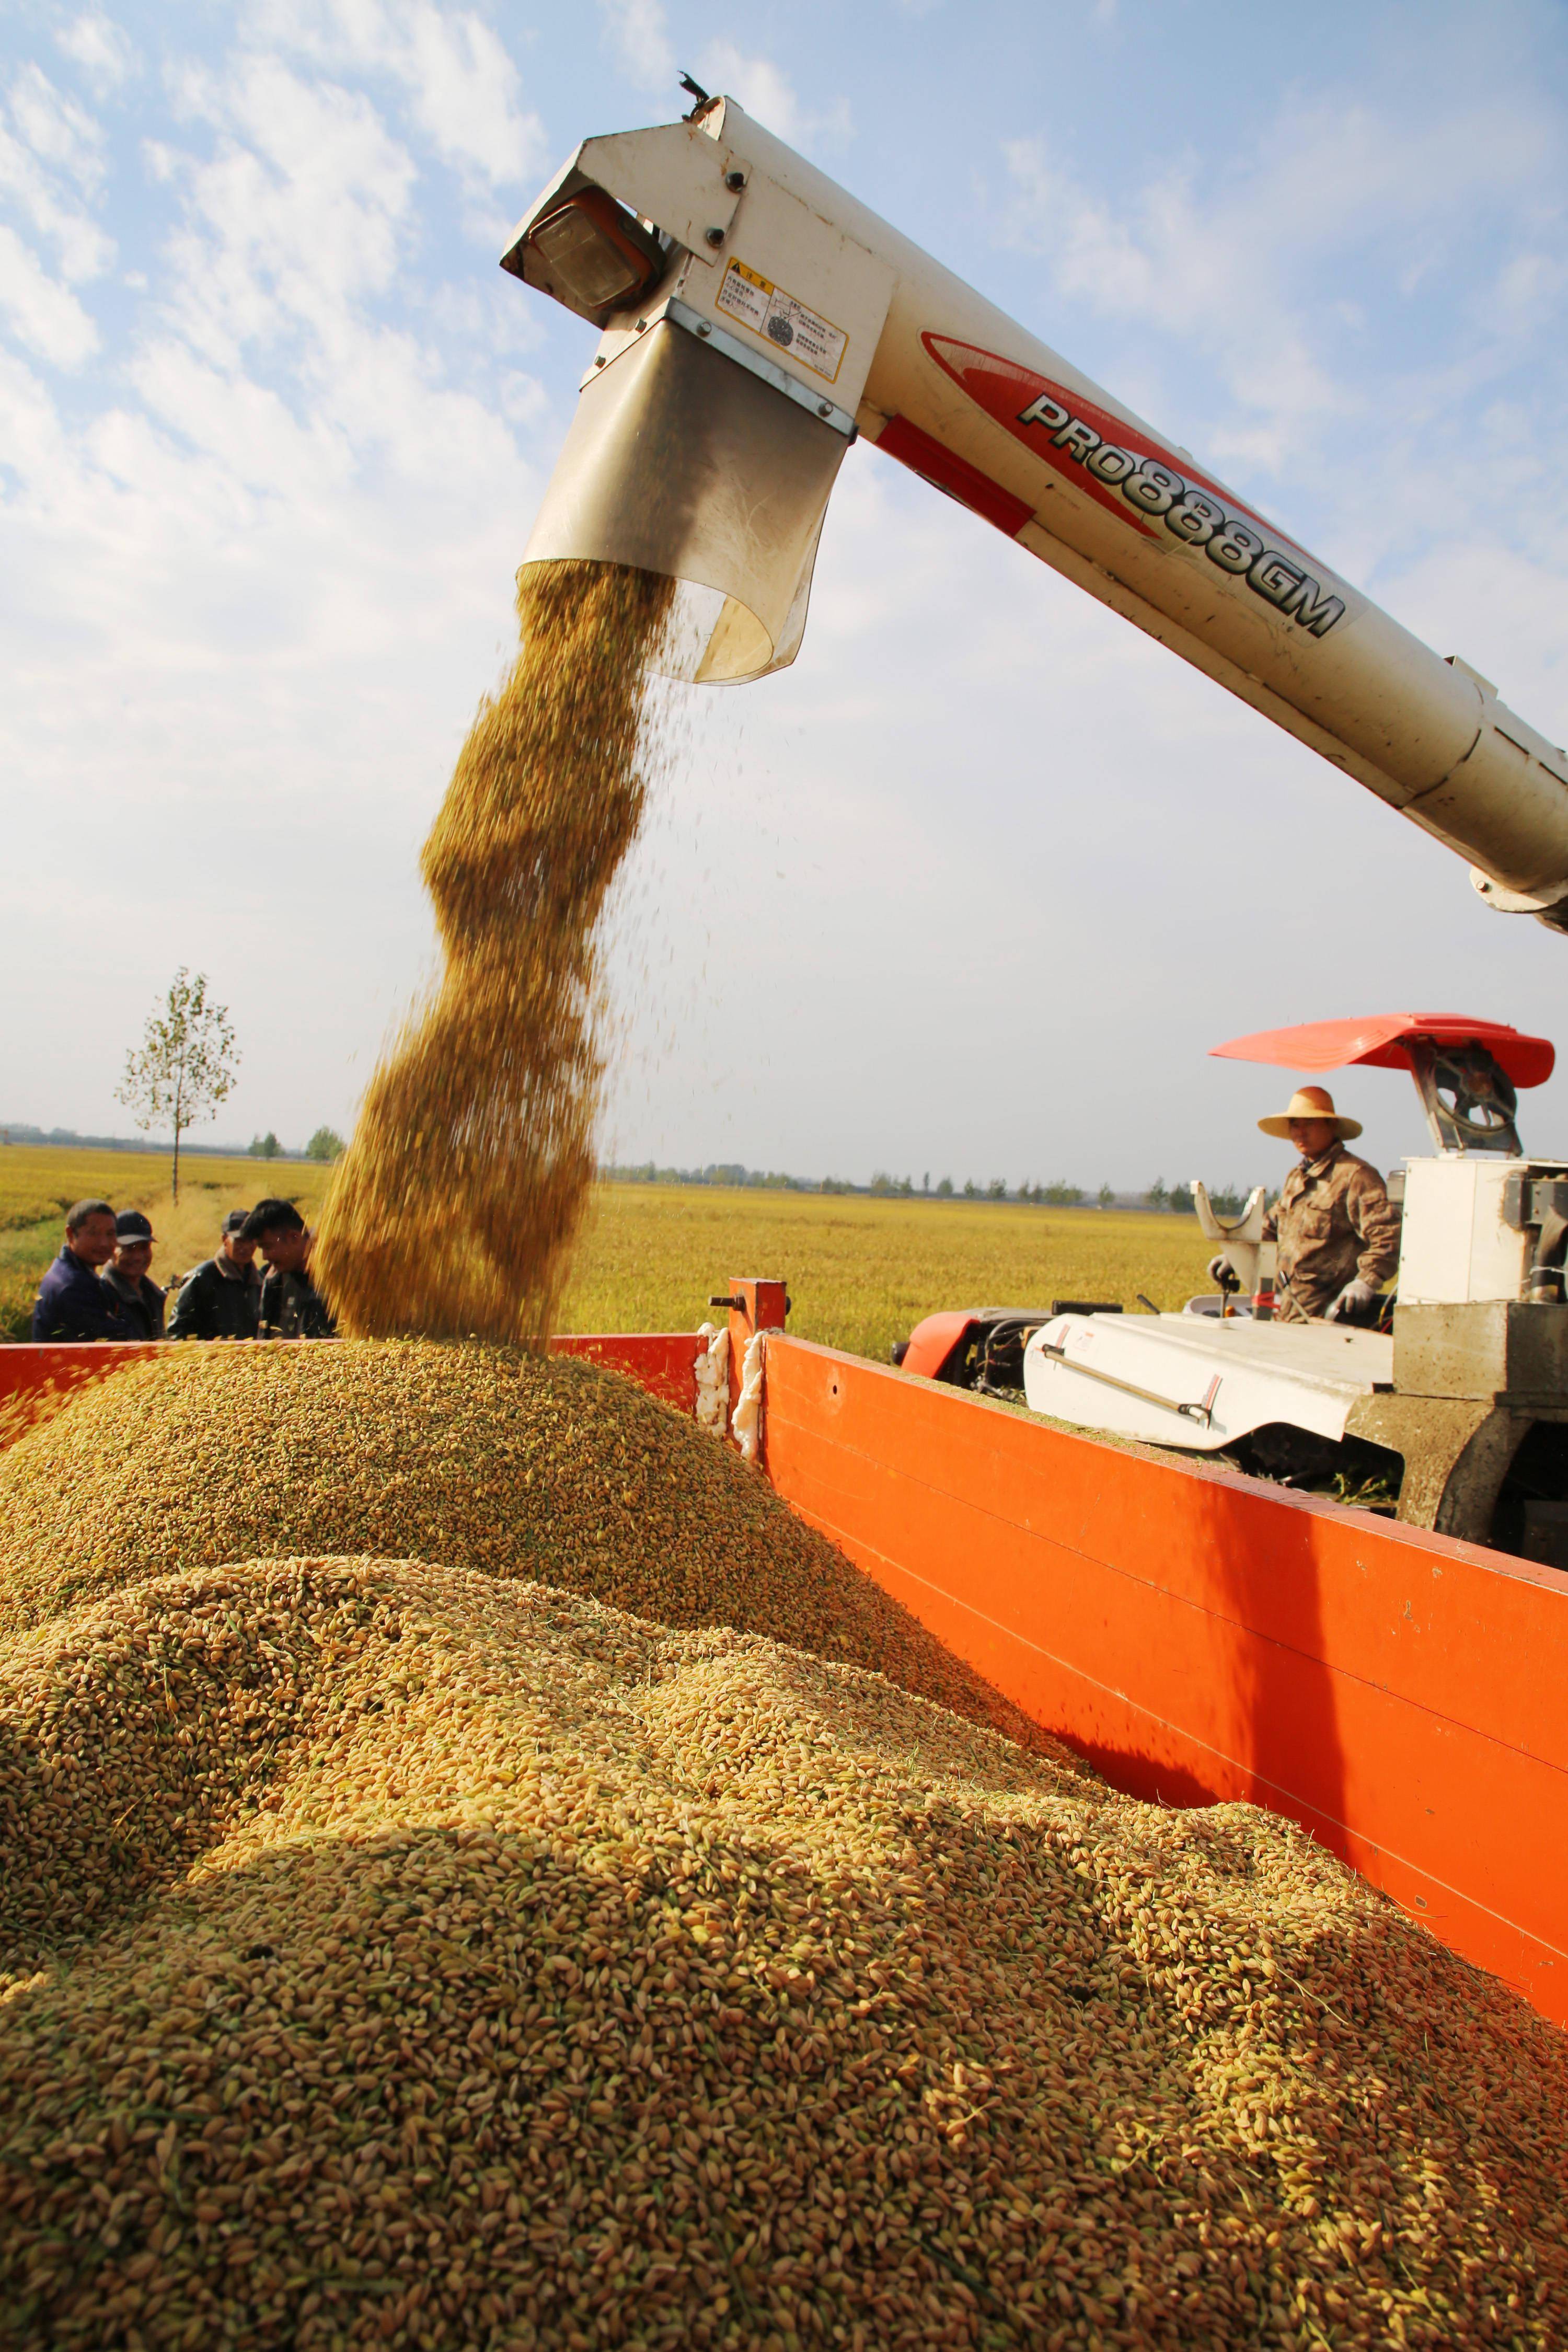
[3,0,1567,1189]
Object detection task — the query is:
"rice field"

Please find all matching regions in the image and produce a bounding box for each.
[1,1147,1215,1355]
[560,1185,1214,1361]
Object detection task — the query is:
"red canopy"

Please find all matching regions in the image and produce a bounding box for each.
[1210,1014,1555,1089]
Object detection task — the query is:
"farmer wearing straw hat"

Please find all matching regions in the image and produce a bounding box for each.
[1210,1085,1401,1324]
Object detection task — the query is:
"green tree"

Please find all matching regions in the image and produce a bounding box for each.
[117,969,238,1204]
[1145,1178,1169,1212]
[962,1180,979,1200]
[1097,1184,1115,1210]
[249,1132,281,1160]
[936,1177,954,1198]
[305,1125,346,1161]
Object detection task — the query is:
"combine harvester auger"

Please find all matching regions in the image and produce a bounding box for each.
[500,87,1568,927]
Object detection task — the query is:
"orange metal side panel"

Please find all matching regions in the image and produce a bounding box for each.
[548,1332,701,1414]
[759,1335,1568,2027]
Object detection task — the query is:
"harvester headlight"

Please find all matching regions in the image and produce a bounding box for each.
[524,190,666,319]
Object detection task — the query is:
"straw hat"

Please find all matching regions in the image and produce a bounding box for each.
[1257,1084,1362,1142]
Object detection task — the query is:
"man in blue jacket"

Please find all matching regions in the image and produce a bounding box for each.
[31,1200,131,1341]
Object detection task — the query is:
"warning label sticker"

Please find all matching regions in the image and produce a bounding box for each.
[715,259,848,385]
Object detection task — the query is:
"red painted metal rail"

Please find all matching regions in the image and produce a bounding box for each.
[0,1336,701,1429]
[5,1316,1566,2028]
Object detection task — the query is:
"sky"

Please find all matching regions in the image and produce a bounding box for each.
[3,0,1567,1193]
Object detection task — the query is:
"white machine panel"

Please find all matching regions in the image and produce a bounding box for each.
[1397,1158,1536,1306]
[1022,1314,1390,1453]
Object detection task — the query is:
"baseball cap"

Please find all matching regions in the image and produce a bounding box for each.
[222,1210,251,1236]
[115,1210,155,1243]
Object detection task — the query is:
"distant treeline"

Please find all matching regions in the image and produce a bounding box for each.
[0,1122,285,1160]
[0,1122,344,1163]
[601,1163,1258,1215]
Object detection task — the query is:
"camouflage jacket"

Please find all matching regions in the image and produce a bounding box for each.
[1261,1144,1401,1322]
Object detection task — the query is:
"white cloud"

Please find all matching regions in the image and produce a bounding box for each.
[1496,249,1567,317]
[0,128,114,282]
[8,62,106,182]
[1000,132,1351,466]
[998,86,1568,506]
[598,0,677,95]
[698,40,851,153]
[0,223,98,364]
[252,0,545,198]
[0,61,116,284]
[54,11,139,93]
[161,52,419,338]
[590,17,852,152]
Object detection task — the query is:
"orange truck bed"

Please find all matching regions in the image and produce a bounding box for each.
[4,1317,1565,2028]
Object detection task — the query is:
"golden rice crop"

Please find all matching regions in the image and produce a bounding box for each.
[561,1189,1218,1364]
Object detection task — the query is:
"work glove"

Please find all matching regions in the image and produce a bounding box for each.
[1207,1253,1240,1294]
[1326,1278,1378,1325]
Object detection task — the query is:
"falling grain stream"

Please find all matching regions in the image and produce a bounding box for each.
[314,560,674,1344]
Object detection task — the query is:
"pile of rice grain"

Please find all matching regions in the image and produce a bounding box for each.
[3,1553,1566,2352]
[313,558,674,1346]
[0,1340,1057,1757]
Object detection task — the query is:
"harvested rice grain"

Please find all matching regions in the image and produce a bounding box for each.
[2,1556,1564,2351]
[313,560,673,1345]
[0,1340,1055,1757]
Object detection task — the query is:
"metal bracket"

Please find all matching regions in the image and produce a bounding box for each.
[665,297,858,438]
[1502,1176,1568,1233]
[1038,1341,1221,1428]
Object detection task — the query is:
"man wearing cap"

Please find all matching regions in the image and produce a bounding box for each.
[1213,1087,1401,1324]
[244,1197,336,1340]
[168,1210,263,1341]
[31,1200,131,1340]
[100,1210,166,1340]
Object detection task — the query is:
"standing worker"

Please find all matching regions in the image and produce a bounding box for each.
[31,1201,130,1341]
[1212,1085,1401,1324]
[168,1209,262,1341]
[101,1210,166,1340]
[244,1198,337,1339]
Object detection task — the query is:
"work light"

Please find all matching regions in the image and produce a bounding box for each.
[523,190,666,320]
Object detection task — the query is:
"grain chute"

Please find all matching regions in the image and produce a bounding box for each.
[506,93,1568,923]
